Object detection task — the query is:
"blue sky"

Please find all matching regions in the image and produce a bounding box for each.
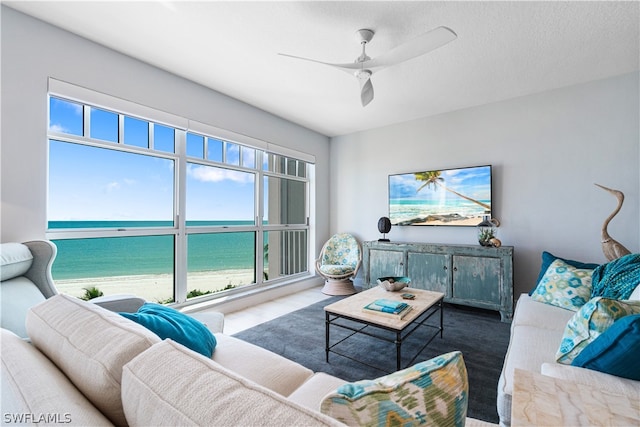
[48,97,256,222]
[389,166,491,202]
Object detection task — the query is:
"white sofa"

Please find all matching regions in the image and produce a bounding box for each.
[2,293,495,426]
[497,290,640,427]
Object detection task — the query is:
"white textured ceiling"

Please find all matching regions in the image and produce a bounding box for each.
[5,1,639,137]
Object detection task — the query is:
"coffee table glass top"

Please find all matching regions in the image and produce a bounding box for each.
[324,286,444,331]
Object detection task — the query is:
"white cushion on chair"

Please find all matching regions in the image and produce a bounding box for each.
[0,243,33,281]
[319,265,355,276]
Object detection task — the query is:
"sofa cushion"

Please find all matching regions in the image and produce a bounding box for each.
[591,253,640,300]
[26,294,161,426]
[530,259,593,311]
[288,373,347,412]
[321,351,468,427]
[511,294,575,331]
[1,328,113,426]
[496,325,566,427]
[531,251,599,295]
[556,297,640,364]
[212,333,314,396]
[121,339,344,426]
[120,302,216,357]
[571,314,640,380]
[0,242,33,281]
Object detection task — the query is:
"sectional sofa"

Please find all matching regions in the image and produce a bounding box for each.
[496,252,640,426]
[2,293,497,426]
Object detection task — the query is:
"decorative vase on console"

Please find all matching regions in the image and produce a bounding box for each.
[477,216,501,247]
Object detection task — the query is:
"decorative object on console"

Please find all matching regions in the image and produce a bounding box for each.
[377,276,411,292]
[377,216,391,242]
[595,183,631,261]
[477,215,500,246]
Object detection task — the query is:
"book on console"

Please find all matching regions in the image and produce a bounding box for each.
[363,299,413,319]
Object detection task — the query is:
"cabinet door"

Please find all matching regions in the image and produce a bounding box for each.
[452,255,501,305]
[407,252,451,296]
[368,249,405,283]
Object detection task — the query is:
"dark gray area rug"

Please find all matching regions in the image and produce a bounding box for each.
[233,295,510,424]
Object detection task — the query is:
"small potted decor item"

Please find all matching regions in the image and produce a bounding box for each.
[477,216,501,247]
[377,276,411,292]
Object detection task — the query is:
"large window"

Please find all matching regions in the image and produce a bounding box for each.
[47,90,312,305]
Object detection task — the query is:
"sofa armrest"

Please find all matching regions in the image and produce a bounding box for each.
[23,240,58,299]
[541,363,640,398]
[91,294,145,313]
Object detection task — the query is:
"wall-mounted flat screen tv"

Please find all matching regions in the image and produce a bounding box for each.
[389,165,492,226]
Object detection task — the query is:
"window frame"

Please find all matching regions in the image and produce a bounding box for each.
[46,79,314,305]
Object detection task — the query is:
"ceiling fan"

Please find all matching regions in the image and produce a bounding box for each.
[279,26,457,107]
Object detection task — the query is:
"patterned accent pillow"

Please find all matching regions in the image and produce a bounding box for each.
[322,233,360,267]
[530,259,594,311]
[321,351,468,427]
[556,297,640,364]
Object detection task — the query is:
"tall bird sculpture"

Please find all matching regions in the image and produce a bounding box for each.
[595,183,631,261]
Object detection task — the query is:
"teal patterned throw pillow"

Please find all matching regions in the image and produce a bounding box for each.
[530,259,594,311]
[321,351,468,427]
[556,297,640,364]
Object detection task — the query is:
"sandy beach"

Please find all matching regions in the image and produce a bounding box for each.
[404,215,484,226]
[55,269,255,302]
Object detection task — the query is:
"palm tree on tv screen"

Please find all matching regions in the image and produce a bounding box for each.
[414,171,491,211]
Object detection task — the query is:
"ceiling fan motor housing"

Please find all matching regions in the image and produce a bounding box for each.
[355,29,374,44]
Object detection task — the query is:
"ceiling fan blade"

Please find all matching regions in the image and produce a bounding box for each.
[366,26,457,69]
[278,53,361,73]
[360,76,374,107]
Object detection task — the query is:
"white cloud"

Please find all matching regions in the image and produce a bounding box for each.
[104,182,120,192]
[49,123,67,133]
[188,165,252,184]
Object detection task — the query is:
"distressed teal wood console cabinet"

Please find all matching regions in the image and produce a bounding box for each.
[362,241,514,322]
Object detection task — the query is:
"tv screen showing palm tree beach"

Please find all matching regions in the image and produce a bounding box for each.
[389,165,492,226]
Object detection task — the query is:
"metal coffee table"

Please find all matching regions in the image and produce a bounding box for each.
[324,286,444,372]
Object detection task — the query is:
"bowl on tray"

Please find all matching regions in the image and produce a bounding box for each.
[377,276,411,292]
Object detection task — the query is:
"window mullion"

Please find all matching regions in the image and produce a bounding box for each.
[118,114,125,144]
[175,129,188,303]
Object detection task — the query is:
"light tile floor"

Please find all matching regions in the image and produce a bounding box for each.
[221,286,331,335]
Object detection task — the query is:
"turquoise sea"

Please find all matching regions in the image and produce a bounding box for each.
[49,221,256,280]
[389,198,491,224]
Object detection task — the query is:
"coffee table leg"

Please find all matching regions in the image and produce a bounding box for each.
[396,332,402,371]
[325,312,330,363]
[440,299,444,338]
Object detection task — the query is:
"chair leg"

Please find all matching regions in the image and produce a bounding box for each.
[321,279,357,296]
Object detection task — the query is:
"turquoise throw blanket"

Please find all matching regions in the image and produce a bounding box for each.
[591,253,640,300]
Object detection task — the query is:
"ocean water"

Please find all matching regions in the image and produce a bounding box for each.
[49,220,256,280]
[389,198,491,224]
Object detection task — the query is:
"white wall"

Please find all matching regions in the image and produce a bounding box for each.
[331,72,640,296]
[1,7,330,254]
